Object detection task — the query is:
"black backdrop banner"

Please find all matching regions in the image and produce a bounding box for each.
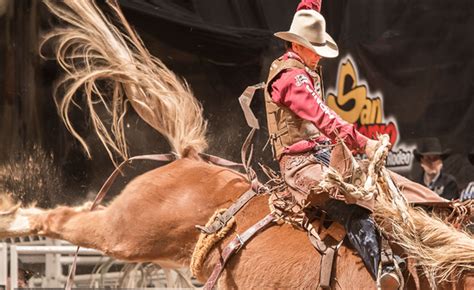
[1,0,473,204]
[117,0,474,179]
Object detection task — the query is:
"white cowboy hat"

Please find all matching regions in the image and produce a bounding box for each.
[275,9,339,58]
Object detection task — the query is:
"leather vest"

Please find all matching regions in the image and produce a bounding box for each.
[264,56,323,160]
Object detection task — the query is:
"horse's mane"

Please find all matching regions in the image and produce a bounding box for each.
[42,0,208,165]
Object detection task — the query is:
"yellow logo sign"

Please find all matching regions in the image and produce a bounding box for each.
[326,56,413,168]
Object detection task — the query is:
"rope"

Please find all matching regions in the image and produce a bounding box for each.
[317,134,474,285]
[190,209,236,279]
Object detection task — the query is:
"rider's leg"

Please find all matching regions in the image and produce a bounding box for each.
[324,200,401,289]
[324,199,380,279]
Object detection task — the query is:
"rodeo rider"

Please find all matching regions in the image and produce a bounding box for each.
[263,1,448,289]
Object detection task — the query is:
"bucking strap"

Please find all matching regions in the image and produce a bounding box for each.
[203,213,275,290]
[196,188,259,234]
[196,128,262,235]
[199,153,244,171]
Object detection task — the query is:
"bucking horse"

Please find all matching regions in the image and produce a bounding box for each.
[1,1,473,289]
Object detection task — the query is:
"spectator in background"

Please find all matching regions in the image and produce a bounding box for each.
[6,259,34,289]
[460,149,474,201]
[414,137,459,200]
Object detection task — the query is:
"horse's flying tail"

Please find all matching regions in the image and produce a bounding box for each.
[42,0,208,164]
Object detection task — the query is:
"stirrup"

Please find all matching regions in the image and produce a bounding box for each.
[378,255,404,290]
[379,269,401,290]
[378,237,404,290]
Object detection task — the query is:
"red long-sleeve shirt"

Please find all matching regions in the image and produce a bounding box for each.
[270,53,368,154]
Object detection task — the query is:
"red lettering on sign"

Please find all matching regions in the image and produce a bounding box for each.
[356,122,398,145]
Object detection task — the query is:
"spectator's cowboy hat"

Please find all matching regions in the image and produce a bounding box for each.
[413,137,451,161]
[274,9,339,58]
[469,149,474,165]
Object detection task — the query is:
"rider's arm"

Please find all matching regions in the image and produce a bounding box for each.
[270,68,369,153]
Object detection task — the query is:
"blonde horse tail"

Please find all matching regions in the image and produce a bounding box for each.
[42,0,207,165]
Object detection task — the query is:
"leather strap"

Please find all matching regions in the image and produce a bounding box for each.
[196,188,259,234]
[196,128,262,234]
[301,211,345,289]
[319,235,344,289]
[319,241,338,289]
[199,153,244,171]
[381,236,394,266]
[238,82,265,129]
[203,213,275,290]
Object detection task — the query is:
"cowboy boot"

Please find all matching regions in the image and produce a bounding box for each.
[324,200,381,279]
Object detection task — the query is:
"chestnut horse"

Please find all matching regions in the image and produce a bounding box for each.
[1,1,471,289]
[0,157,472,289]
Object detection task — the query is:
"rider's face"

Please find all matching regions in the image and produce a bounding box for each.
[292,43,321,69]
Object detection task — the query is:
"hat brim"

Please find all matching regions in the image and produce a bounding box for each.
[413,149,451,161]
[274,31,339,58]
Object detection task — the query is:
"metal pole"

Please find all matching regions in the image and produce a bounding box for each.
[9,245,18,289]
[0,243,7,289]
[60,257,123,265]
[43,239,62,287]
[15,246,101,255]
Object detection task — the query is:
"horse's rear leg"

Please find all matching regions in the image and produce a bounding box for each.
[0,203,112,254]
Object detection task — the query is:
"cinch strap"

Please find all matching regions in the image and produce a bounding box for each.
[203,213,275,290]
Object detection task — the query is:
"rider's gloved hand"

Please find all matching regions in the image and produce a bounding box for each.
[364,139,379,160]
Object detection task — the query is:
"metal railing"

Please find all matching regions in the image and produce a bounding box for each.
[0,238,195,288]
[0,242,7,289]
